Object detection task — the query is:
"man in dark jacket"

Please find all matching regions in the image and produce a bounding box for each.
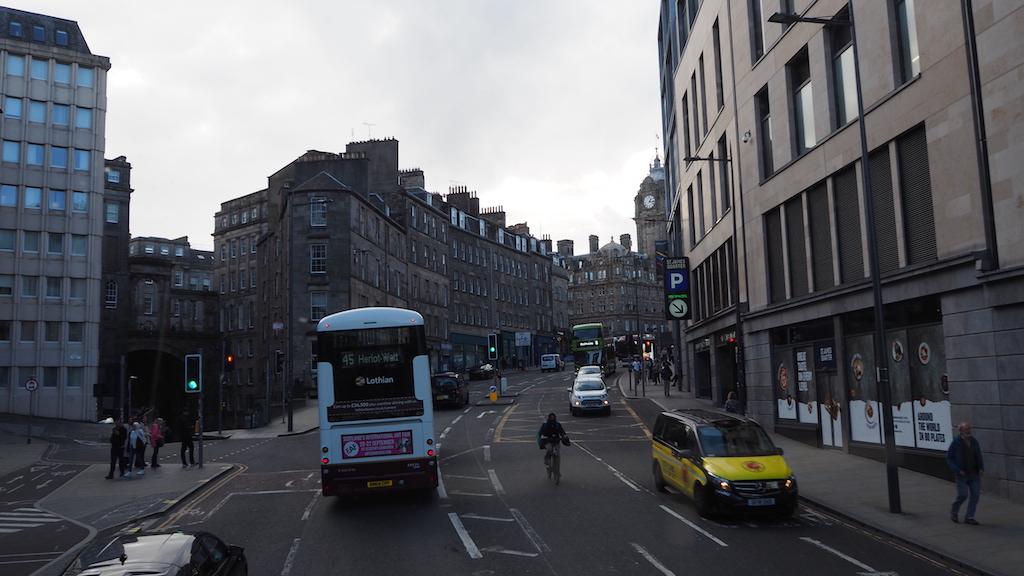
[537,413,567,468]
[105,418,129,479]
[946,421,984,525]
[178,408,197,468]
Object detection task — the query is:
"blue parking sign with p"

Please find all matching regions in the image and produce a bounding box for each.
[668,271,688,291]
[664,257,691,320]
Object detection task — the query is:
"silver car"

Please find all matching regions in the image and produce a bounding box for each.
[568,376,611,416]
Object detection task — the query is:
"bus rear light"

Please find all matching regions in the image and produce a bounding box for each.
[426,438,434,445]
[322,446,329,453]
[427,449,434,456]
[322,457,329,464]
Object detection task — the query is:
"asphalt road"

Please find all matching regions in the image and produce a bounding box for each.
[17,370,962,576]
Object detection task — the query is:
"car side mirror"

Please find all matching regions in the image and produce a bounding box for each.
[776,447,785,456]
[566,388,572,393]
[679,449,694,459]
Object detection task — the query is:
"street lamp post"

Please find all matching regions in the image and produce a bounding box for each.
[770,4,901,513]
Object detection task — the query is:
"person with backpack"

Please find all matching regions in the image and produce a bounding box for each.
[128,421,148,476]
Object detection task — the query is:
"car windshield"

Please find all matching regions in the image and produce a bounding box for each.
[433,378,457,390]
[697,422,777,457]
[574,380,605,391]
[578,367,601,376]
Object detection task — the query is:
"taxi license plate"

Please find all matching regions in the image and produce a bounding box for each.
[748,498,775,506]
[367,480,393,488]
[435,395,445,400]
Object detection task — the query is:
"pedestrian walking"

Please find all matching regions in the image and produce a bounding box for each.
[651,359,662,386]
[725,391,740,413]
[947,421,984,525]
[178,408,197,467]
[105,418,128,479]
[150,417,165,468]
[662,361,673,396]
[129,422,147,476]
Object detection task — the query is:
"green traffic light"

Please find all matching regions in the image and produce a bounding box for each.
[187,380,198,390]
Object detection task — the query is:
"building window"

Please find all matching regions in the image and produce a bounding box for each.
[2,141,18,163]
[311,291,327,321]
[74,149,90,171]
[51,148,68,169]
[45,321,60,342]
[143,294,154,315]
[73,191,88,213]
[30,58,47,80]
[897,125,936,264]
[28,101,45,122]
[107,169,120,183]
[56,30,69,46]
[310,198,327,226]
[0,230,12,251]
[53,104,69,125]
[105,280,117,308]
[750,0,765,61]
[47,232,63,254]
[790,49,815,156]
[831,7,857,127]
[70,278,85,299]
[55,62,71,83]
[105,202,119,223]
[32,25,45,41]
[310,244,327,273]
[67,367,82,388]
[0,275,12,296]
[895,0,920,83]
[69,322,84,342]
[4,97,21,119]
[6,54,24,76]
[27,144,44,166]
[49,189,66,211]
[21,277,38,298]
[174,270,184,286]
[25,187,42,209]
[756,86,774,177]
[20,321,36,342]
[71,234,87,256]
[9,22,21,37]
[75,108,92,129]
[833,166,863,283]
[77,67,93,87]
[23,231,39,252]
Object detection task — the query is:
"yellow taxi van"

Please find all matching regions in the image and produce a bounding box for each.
[652,409,798,517]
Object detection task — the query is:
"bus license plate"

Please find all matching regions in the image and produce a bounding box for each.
[748,498,775,506]
[367,480,393,488]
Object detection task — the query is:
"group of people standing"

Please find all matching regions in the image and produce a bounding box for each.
[105,408,197,479]
[629,356,676,396]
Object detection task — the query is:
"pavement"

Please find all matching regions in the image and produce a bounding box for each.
[2,371,1021,576]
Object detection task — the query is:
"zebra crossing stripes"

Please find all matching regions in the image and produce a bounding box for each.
[0,508,62,534]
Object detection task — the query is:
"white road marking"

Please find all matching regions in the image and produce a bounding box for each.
[483,445,491,462]
[479,546,539,557]
[461,513,515,522]
[487,469,505,495]
[631,542,676,576]
[660,505,729,547]
[448,512,483,559]
[279,537,301,576]
[510,508,549,553]
[800,537,884,573]
[440,426,452,439]
[300,492,318,520]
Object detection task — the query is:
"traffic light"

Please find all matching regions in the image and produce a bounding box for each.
[185,354,202,393]
[487,334,498,361]
[275,350,284,373]
[225,351,235,372]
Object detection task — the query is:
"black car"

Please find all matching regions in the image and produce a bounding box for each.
[61,531,247,576]
[467,362,494,380]
[432,372,469,408]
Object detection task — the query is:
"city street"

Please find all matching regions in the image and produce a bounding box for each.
[15,370,965,576]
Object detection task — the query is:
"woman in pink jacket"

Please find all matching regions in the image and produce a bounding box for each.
[150,418,165,468]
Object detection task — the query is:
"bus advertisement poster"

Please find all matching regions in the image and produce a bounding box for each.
[342,430,414,458]
[328,397,424,422]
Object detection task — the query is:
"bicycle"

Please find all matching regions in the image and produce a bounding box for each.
[543,436,568,485]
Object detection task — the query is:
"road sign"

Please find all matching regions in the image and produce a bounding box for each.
[489,385,498,403]
[664,257,691,320]
[24,378,38,392]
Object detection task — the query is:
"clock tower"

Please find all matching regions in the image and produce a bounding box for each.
[634,155,667,258]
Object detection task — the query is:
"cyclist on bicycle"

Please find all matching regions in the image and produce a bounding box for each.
[537,412,567,467]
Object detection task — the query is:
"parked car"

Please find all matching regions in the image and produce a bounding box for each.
[431,372,469,408]
[61,530,247,576]
[540,353,566,372]
[652,409,798,517]
[567,375,611,416]
[467,362,494,380]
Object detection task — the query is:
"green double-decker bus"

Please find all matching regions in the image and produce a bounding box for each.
[571,323,617,375]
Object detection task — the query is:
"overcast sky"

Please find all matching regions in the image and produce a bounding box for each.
[20,1,663,253]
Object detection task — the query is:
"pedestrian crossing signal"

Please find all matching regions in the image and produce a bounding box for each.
[487,334,498,361]
[185,354,202,393]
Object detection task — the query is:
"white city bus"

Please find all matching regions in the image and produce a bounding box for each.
[316,307,438,496]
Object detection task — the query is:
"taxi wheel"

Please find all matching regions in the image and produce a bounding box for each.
[653,463,668,493]
[694,483,712,517]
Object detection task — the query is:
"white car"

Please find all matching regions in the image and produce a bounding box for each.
[575,365,604,379]
[540,353,566,372]
[568,376,611,416]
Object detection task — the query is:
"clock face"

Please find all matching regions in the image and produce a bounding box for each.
[643,195,655,209]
